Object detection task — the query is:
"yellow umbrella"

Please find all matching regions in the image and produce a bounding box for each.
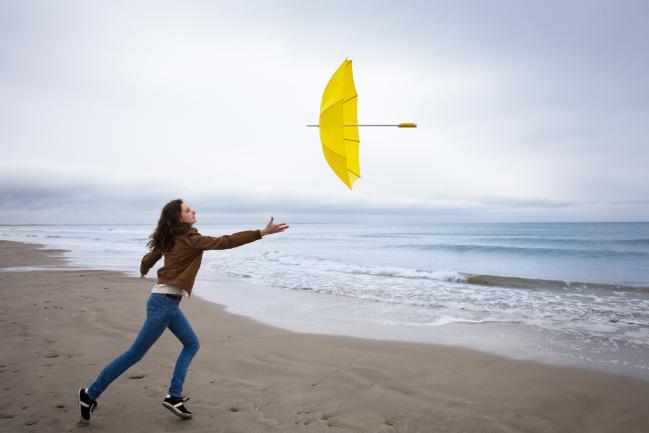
[307,58,416,189]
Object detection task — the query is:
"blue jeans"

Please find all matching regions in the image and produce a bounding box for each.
[87,293,200,400]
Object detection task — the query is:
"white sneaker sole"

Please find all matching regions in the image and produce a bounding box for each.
[162,401,193,419]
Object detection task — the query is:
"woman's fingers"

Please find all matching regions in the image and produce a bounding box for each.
[272,223,289,232]
[263,218,288,234]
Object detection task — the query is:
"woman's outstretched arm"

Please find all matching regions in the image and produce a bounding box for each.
[190,216,289,251]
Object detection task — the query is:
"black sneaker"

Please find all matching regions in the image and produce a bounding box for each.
[77,388,98,424]
[162,394,193,418]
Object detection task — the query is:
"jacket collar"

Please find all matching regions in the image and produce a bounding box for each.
[173,223,197,236]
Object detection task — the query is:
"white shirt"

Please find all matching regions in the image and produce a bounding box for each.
[151,283,189,299]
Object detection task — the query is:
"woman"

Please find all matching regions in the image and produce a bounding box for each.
[78,199,288,423]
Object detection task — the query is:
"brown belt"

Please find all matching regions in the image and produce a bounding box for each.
[163,293,182,301]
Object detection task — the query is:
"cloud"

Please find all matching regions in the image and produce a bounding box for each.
[0,1,648,223]
[1,165,646,224]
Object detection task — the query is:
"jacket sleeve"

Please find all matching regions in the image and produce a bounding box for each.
[140,248,163,275]
[190,229,262,252]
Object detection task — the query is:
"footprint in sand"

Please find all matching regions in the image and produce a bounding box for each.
[10,321,32,337]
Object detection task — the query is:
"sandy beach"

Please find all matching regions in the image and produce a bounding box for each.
[1,240,648,433]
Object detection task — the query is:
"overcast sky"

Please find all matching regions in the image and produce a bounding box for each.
[1,0,648,224]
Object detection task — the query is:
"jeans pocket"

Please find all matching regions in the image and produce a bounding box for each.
[147,303,169,320]
[147,294,169,319]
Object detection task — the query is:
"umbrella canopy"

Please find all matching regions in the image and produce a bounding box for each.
[319,59,360,189]
[308,58,416,189]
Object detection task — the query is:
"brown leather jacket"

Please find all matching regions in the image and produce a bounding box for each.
[140,226,262,296]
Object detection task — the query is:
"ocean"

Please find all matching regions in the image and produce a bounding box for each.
[2,222,648,379]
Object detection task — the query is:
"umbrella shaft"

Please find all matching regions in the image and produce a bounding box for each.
[306,124,400,127]
[346,124,400,127]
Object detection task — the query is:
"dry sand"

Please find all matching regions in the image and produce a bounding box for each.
[1,239,648,433]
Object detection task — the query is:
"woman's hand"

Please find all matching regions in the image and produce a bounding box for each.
[260,216,289,237]
[140,274,146,279]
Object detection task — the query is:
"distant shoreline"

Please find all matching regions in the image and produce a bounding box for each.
[1,221,649,226]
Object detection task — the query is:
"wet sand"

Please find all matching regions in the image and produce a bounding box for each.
[1,239,648,433]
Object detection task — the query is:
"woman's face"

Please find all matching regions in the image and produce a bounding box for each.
[180,202,197,225]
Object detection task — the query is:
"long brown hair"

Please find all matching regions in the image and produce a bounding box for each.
[147,198,184,252]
